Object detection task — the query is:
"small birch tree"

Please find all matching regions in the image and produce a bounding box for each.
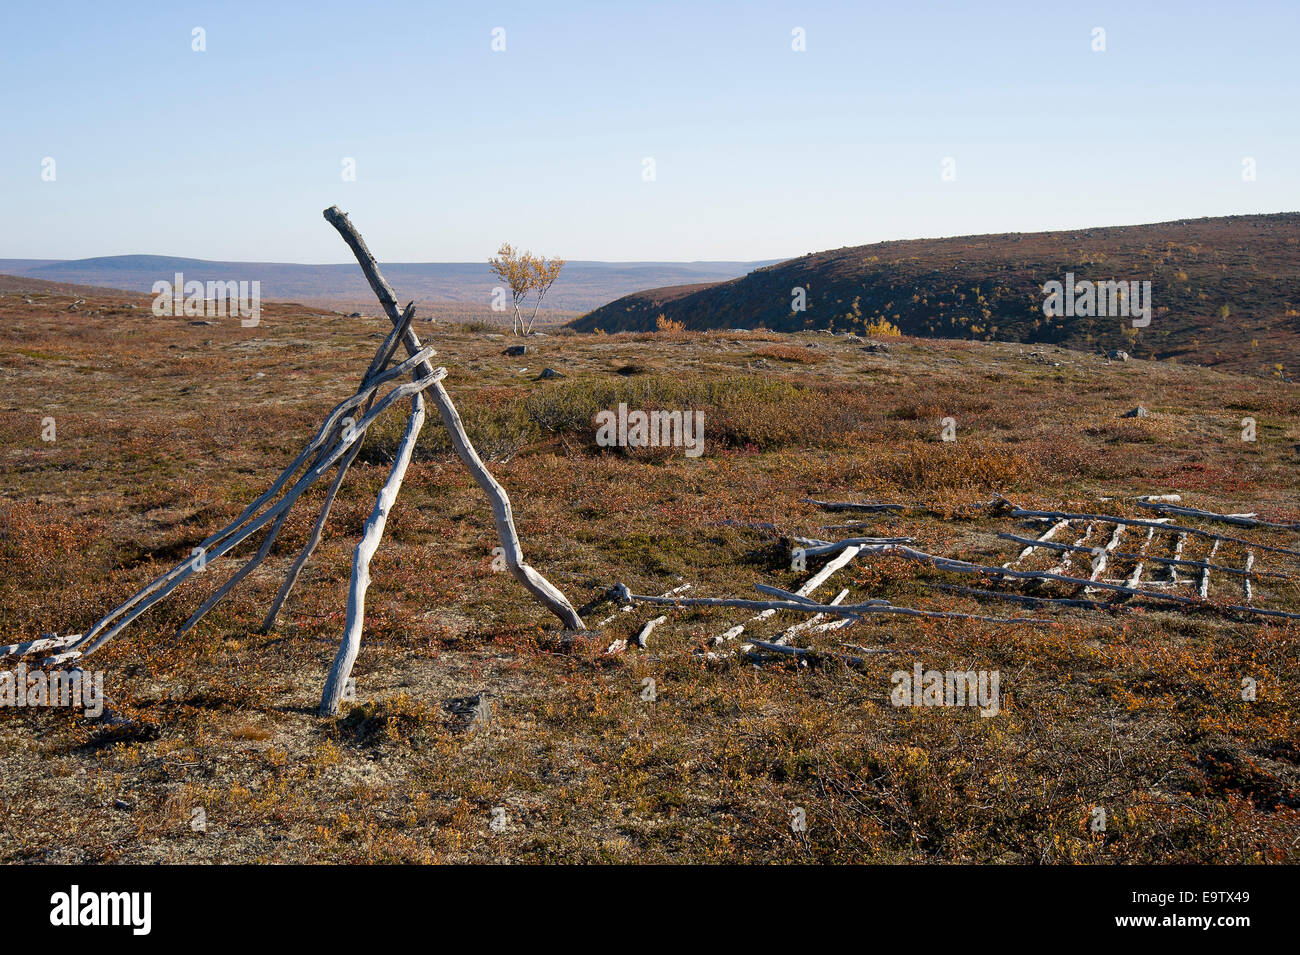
[489,243,565,336]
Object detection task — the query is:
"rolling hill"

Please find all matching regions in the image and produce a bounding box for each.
[571,214,1300,377]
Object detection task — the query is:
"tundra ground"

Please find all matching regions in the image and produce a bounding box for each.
[1,287,1297,863]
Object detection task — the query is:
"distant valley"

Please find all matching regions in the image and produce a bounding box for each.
[0,255,777,318]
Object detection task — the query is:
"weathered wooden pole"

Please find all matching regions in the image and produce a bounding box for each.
[322,206,585,630]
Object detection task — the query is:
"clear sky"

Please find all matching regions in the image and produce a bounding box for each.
[2,0,1297,263]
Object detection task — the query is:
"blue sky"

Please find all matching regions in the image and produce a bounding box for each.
[2,0,1297,262]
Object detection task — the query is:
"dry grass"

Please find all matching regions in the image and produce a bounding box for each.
[754,344,828,364]
[0,287,1297,863]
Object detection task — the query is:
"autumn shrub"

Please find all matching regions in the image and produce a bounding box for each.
[873,443,1038,492]
[655,314,688,335]
[888,402,946,422]
[864,318,903,337]
[333,694,440,749]
[360,399,535,464]
[521,374,807,450]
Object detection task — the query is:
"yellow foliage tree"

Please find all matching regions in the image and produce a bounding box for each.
[864,318,902,337]
[489,243,565,335]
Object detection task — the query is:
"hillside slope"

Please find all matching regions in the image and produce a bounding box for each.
[572,214,1300,377]
[0,272,152,300]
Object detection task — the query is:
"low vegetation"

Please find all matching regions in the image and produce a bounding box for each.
[0,285,1296,863]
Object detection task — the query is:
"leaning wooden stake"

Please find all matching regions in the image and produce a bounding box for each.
[71,363,445,657]
[321,393,426,715]
[71,351,433,652]
[322,206,584,630]
[260,303,419,633]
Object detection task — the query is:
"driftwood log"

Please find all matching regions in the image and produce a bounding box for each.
[321,393,426,715]
[1135,498,1300,530]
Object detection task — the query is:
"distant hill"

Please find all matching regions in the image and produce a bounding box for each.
[0,272,150,300]
[570,214,1300,377]
[0,255,777,314]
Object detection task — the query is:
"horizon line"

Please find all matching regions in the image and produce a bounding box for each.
[6,210,1296,267]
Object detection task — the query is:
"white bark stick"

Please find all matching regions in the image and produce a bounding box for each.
[1125,523,1160,588]
[615,584,1050,624]
[1004,519,1069,568]
[1199,540,1221,600]
[745,639,886,668]
[178,507,292,635]
[1168,533,1187,584]
[320,393,426,716]
[1135,499,1298,530]
[715,545,862,644]
[1084,524,1125,594]
[75,367,445,657]
[0,633,80,660]
[793,536,913,555]
[634,615,666,649]
[40,651,82,666]
[324,205,584,630]
[1049,522,1094,576]
[261,440,361,632]
[599,583,690,627]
